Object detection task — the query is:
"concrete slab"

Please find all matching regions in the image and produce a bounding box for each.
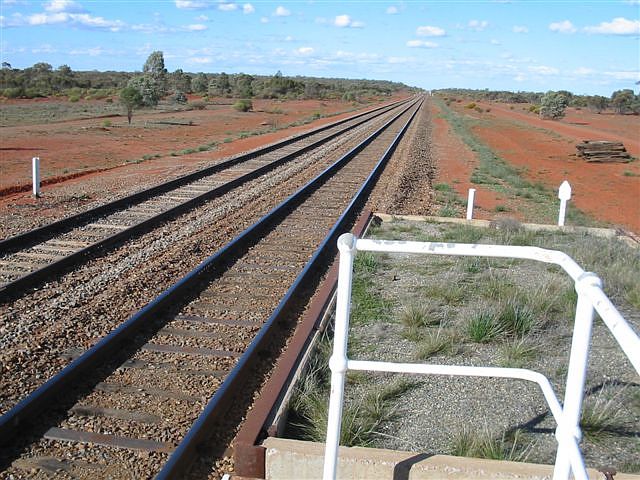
[264,438,639,480]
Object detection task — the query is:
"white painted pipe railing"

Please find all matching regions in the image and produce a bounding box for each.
[322,233,640,480]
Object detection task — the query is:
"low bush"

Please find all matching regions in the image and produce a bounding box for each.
[233,99,253,112]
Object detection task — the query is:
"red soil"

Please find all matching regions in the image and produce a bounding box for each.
[433,99,640,233]
[0,97,389,193]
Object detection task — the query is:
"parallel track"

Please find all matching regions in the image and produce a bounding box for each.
[0,99,407,299]
[0,97,422,479]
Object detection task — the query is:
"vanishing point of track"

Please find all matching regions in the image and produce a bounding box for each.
[0,97,422,479]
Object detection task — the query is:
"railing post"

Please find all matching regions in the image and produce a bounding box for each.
[553,272,601,480]
[466,188,476,220]
[322,233,357,480]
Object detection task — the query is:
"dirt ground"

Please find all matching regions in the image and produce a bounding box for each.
[0,96,394,192]
[432,99,640,234]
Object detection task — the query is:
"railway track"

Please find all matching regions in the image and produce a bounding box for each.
[0,98,408,299]
[0,97,422,479]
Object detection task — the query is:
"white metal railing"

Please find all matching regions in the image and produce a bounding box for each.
[322,233,640,480]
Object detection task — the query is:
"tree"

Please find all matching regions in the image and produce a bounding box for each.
[191,73,208,93]
[120,86,143,124]
[611,89,635,114]
[539,91,568,119]
[586,95,609,114]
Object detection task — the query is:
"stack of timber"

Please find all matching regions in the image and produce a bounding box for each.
[576,140,631,163]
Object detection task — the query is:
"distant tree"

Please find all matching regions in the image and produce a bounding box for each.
[539,91,568,119]
[216,72,231,96]
[191,73,208,93]
[233,73,254,98]
[611,89,636,114]
[2,62,11,69]
[170,68,191,94]
[586,95,609,114]
[125,51,168,106]
[119,86,143,124]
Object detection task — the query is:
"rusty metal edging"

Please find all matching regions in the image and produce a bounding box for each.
[232,210,374,479]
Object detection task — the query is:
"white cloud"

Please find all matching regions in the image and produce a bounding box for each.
[45,0,83,13]
[188,57,213,64]
[549,20,576,34]
[218,2,237,12]
[386,5,398,14]
[468,19,488,31]
[603,70,640,81]
[175,0,208,9]
[584,17,640,35]
[186,23,207,30]
[406,39,438,48]
[242,3,254,14]
[31,43,56,53]
[69,46,108,56]
[333,14,364,28]
[416,25,445,36]
[490,39,500,45]
[27,11,125,31]
[388,56,413,64]
[334,14,350,27]
[274,6,290,16]
[528,65,559,75]
[296,46,314,55]
[514,74,526,82]
[196,14,208,21]
[260,16,268,23]
[284,35,293,41]
[512,25,528,33]
[573,67,595,76]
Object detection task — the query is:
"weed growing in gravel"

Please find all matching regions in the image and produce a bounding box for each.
[467,310,502,343]
[421,283,467,306]
[499,338,540,368]
[415,328,457,359]
[580,385,629,443]
[351,252,392,325]
[399,303,441,340]
[450,426,532,461]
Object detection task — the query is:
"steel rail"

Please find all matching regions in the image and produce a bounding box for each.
[0,98,421,453]
[0,99,410,300]
[156,98,422,479]
[0,98,408,255]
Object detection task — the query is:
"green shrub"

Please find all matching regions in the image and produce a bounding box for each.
[466,102,477,109]
[68,94,81,102]
[233,99,253,112]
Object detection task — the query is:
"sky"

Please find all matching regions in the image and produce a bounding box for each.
[1,0,639,96]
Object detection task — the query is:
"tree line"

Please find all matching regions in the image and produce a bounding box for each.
[435,88,640,115]
[0,53,413,104]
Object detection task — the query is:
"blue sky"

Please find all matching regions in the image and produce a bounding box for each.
[1,0,639,95]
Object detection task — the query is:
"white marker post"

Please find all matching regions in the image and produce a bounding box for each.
[558,180,571,227]
[466,188,476,220]
[32,157,41,198]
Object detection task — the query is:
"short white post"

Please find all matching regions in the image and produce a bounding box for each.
[32,157,41,197]
[553,272,600,480]
[323,233,357,480]
[558,180,571,226]
[466,188,476,220]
